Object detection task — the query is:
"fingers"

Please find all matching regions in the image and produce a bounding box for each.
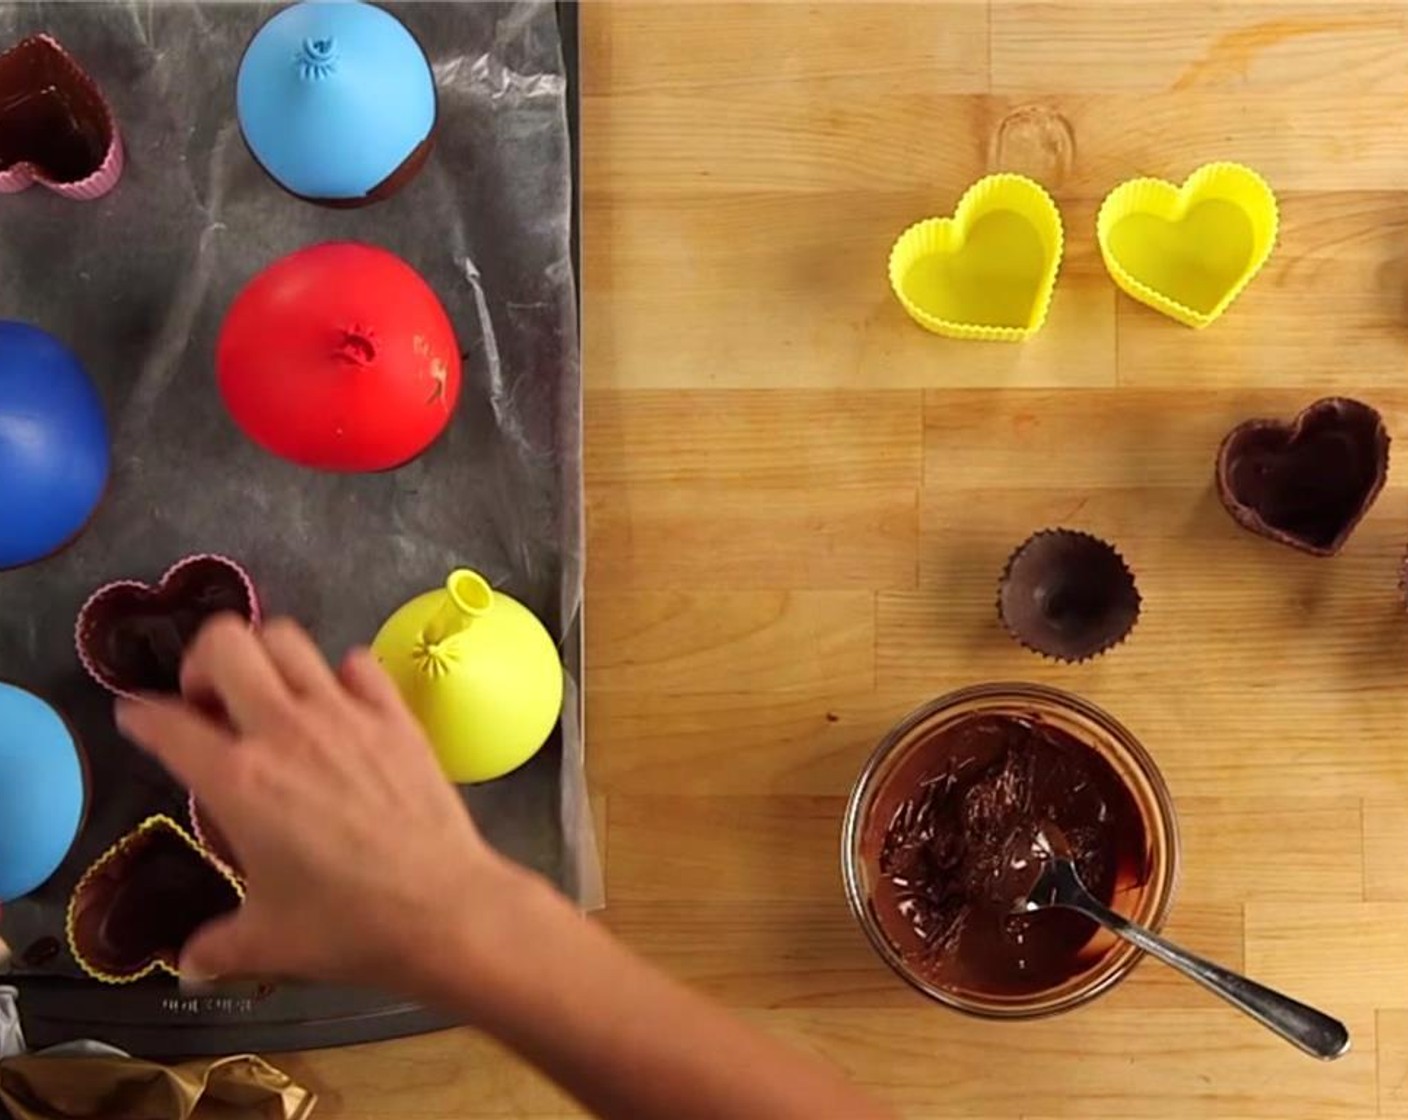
[338,647,405,715]
[260,618,341,699]
[116,696,236,796]
[179,909,267,985]
[180,615,294,733]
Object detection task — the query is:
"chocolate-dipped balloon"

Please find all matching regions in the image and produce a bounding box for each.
[237,1,436,206]
[0,322,109,569]
[217,243,461,472]
[0,682,86,903]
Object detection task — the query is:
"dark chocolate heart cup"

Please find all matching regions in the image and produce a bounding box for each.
[999,529,1141,663]
[76,554,260,699]
[66,815,243,984]
[1216,397,1389,557]
[0,34,123,200]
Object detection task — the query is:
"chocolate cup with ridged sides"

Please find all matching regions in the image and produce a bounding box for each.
[998,530,1141,663]
[1216,397,1389,557]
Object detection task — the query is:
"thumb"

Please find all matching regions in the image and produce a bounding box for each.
[179,909,269,986]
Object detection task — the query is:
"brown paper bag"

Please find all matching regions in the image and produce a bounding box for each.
[0,1052,315,1119]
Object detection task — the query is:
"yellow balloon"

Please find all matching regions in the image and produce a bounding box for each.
[372,569,564,783]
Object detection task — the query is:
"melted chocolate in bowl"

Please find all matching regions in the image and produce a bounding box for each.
[847,687,1177,1015]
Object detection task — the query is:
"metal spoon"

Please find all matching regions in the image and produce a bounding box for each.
[1017,828,1350,1061]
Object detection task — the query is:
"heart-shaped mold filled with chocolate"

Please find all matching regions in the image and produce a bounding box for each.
[76,555,260,697]
[0,34,123,199]
[66,815,243,984]
[1216,397,1389,556]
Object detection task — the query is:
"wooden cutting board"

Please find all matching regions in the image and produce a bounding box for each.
[286,4,1408,1116]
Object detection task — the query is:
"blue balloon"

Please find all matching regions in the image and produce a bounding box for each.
[0,683,86,903]
[0,322,110,570]
[237,1,437,201]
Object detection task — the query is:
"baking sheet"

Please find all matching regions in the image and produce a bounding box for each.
[0,0,591,1053]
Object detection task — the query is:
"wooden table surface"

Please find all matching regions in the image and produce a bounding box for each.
[285,3,1408,1116]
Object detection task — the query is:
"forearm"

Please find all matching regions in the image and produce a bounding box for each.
[117,626,884,1117]
[429,867,894,1120]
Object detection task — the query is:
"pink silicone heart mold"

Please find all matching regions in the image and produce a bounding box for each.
[0,34,124,200]
[189,793,242,879]
[76,554,260,699]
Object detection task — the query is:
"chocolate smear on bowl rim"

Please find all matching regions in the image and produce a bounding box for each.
[998,529,1140,663]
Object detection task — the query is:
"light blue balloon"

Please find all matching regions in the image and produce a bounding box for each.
[0,683,85,903]
[237,1,436,201]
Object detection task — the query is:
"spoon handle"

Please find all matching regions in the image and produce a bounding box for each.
[1071,890,1350,1061]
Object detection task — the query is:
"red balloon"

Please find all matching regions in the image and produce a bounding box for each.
[217,242,461,472]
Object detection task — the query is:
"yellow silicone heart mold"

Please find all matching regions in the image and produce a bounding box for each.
[1097,162,1278,329]
[888,174,1064,342]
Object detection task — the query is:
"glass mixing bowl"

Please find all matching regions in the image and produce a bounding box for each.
[841,682,1180,1018]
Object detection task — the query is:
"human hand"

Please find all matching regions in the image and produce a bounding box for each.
[115,615,532,995]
